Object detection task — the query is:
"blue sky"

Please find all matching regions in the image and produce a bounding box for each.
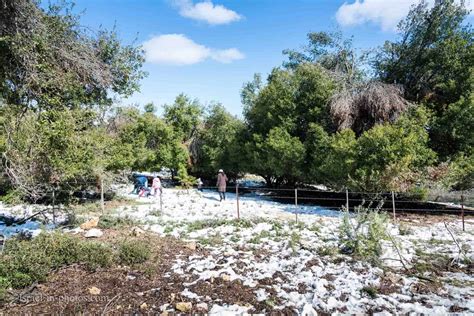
[70,0,473,116]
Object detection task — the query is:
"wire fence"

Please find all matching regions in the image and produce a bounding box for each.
[195,185,472,231]
[3,181,471,232]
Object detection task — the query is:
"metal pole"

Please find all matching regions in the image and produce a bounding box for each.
[100,177,105,215]
[461,192,465,232]
[160,190,163,213]
[345,188,349,211]
[392,191,396,221]
[236,184,240,220]
[295,188,298,223]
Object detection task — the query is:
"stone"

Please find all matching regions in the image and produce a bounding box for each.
[385,272,404,285]
[221,274,231,282]
[140,302,148,310]
[80,218,99,230]
[131,227,145,237]
[84,228,103,238]
[89,286,101,295]
[185,241,197,251]
[196,302,208,312]
[175,302,192,312]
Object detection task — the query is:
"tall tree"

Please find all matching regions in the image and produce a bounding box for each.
[375,0,473,106]
[0,0,146,201]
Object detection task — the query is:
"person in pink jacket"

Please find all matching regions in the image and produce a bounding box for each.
[152,176,162,197]
[216,169,228,201]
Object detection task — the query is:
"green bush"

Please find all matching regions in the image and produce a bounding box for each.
[338,206,388,264]
[0,277,11,301]
[406,186,429,201]
[118,240,151,265]
[78,242,115,271]
[0,232,117,289]
[0,233,71,287]
[98,215,138,229]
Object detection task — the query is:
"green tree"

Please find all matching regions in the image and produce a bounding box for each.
[375,0,473,106]
[247,127,305,186]
[193,103,245,179]
[0,0,146,200]
[107,107,188,176]
[305,124,357,188]
[431,93,474,158]
[283,31,365,86]
[163,94,203,143]
[351,107,436,192]
[374,0,473,163]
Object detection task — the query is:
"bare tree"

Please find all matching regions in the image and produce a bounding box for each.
[330,82,411,135]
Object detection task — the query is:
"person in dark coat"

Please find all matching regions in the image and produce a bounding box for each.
[216,169,228,201]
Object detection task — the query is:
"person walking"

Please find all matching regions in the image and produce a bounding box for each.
[216,169,228,201]
[197,177,203,192]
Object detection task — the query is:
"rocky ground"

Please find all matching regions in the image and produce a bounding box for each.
[1,188,473,314]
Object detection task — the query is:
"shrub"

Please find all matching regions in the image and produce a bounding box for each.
[98,215,138,229]
[0,232,116,289]
[0,233,74,288]
[118,240,151,265]
[78,242,115,271]
[338,205,388,264]
[360,286,378,298]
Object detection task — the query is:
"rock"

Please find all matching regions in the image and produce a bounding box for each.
[140,303,148,310]
[131,226,145,237]
[221,274,231,282]
[196,302,208,312]
[80,218,99,230]
[84,228,103,238]
[89,286,101,295]
[175,302,192,312]
[385,272,404,284]
[185,241,197,251]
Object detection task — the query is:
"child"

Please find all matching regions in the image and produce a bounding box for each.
[152,176,162,197]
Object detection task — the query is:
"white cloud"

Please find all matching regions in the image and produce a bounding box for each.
[143,34,244,65]
[173,0,242,25]
[211,48,245,63]
[336,0,474,31]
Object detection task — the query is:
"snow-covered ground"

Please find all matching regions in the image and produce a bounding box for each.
[113,188,474,315]
[1,187,473,314]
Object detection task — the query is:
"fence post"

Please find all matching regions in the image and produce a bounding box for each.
[295,188,298,223]
[345,188,349,211]
[392,191,396,221]
[160,190,163,213]
[461,192,465,232]
[236,184,240,220]
[52,189,56,224]
[100,177,105,215]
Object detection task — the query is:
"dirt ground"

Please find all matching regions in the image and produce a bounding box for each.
[1,230,293,314]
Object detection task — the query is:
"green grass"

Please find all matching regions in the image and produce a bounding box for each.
[97,215,139,229]
[360,286,378,298]
[197,235,224,246]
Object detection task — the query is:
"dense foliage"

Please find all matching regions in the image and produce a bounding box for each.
[0,0,472,202]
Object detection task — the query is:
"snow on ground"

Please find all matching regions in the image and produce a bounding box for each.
[112,187,474,315]
[0,202,63,237]
[1,187,473,314]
